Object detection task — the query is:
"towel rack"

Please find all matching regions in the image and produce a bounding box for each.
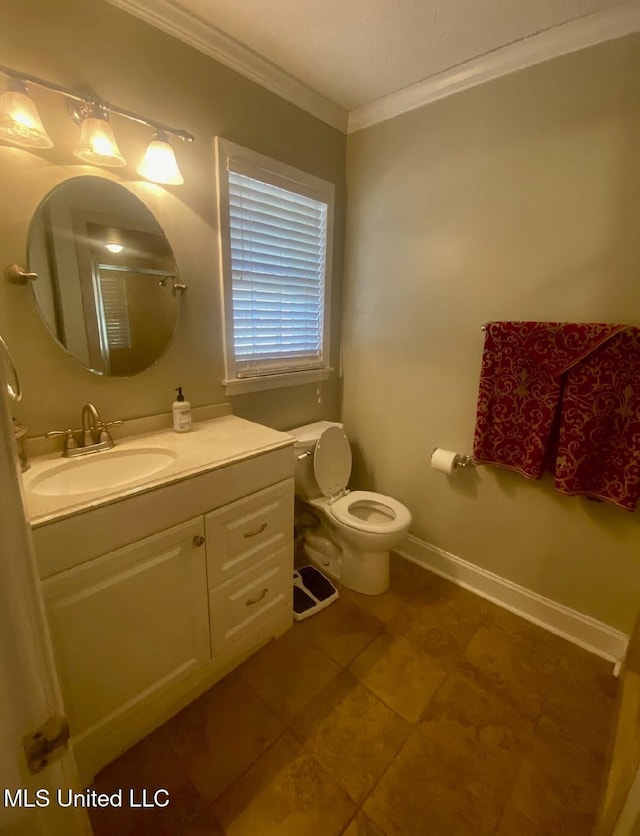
[480,322,492,332]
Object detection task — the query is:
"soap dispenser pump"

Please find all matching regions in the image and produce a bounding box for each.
[172,386,192,433]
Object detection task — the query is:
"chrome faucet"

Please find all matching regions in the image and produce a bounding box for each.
[82,403,102,446]
[47,403,122,458]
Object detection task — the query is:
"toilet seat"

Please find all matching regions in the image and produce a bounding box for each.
[330,490,411,534]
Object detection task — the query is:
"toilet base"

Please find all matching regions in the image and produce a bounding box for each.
[303,534,341,583]
[303,533,390,596]
[340,547,390,595]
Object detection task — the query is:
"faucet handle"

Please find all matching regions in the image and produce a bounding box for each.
[46,429,76,440]
[46,429,79,453]
[96,420,122,444]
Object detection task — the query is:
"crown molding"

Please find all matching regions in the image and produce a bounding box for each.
[348,2,640,133]
[104,0,348,132]
[106,0,640,137]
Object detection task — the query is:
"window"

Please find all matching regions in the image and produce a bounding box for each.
[216,138,334,393]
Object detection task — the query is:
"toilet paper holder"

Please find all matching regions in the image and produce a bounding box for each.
[431,449,475,470]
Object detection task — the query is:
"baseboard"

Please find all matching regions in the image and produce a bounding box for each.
[396,534,628,667]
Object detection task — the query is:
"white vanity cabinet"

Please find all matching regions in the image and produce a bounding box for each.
[29,429,295,784]
[42,517,210,782]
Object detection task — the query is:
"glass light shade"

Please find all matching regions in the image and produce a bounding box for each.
[137,132,184,185]
[104,242,124,254]
[0,81,53,149]
[74,113,126,167]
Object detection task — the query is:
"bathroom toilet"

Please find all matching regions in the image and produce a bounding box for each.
[288,421,412,595]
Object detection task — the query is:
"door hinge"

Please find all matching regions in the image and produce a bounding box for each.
[23,714,70,774]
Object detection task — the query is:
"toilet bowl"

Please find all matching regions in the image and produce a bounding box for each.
[288,421,412,595]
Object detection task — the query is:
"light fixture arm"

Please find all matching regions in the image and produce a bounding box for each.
[0,63,194,143]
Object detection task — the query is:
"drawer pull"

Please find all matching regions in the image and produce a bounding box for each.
[245,587,269,606]
[243,522,268,539]
[192,535,205,547]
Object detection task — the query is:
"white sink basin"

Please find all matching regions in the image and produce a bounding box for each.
[28,448,177,497]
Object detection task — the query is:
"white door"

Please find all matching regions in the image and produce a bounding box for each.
[0,363,90,835]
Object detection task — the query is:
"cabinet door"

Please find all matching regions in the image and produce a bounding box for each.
[42,518,209,760]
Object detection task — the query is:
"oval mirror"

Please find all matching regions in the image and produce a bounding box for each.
[28,176,181,376]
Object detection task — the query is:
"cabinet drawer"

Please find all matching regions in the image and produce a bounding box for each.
[205,479,293,585]
[216,606,292,671]
[210,547,293,653]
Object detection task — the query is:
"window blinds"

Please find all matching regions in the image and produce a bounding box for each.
[97,273,131,351]
[228,171,328,377]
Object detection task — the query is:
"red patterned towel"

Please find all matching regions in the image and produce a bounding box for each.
[554,328,640,511]
[473,322,625,479]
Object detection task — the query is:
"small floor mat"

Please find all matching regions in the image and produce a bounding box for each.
[293,565,339,621]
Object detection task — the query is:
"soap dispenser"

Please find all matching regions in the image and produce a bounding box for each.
[172,387,192,433]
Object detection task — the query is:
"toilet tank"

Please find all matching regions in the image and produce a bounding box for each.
[287,421,343,499]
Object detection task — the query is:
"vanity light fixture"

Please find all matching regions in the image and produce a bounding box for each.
[137,131,184,186]
[0,63,194,184]
[0,78,53,149]
[73,102,126,168]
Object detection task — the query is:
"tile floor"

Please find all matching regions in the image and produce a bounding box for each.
[88,557,618,836]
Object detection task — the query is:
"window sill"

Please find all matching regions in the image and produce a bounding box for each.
[223,367,333,396]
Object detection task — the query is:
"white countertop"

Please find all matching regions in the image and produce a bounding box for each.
[23,416,294,527]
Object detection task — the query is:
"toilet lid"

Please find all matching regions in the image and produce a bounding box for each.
[314,426,352,497]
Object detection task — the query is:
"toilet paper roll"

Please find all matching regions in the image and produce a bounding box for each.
[431,448,461,475]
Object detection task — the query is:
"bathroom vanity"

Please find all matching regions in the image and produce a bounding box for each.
[23,415,294,784]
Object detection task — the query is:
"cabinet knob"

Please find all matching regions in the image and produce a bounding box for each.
[192,535,205,547]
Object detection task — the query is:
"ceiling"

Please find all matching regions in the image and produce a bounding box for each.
[165,0,627,109]
[108,0,637,130]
